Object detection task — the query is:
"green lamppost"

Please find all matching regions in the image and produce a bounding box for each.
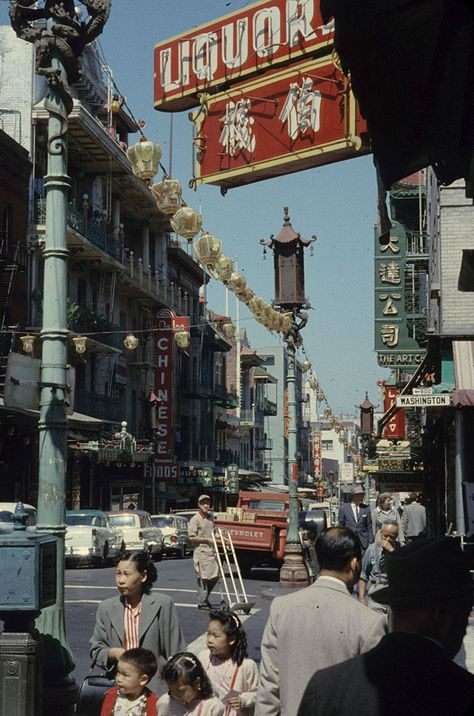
[262,208,314,588]
[9,1,111,711]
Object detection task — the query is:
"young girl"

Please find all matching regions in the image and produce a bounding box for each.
[157,652,225,715]
[198,608,258,715]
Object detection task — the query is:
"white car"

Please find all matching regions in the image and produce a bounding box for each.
[108,510,164,560]
[0,502,37,533]
[151,514,191,559]
[65,510,124,566]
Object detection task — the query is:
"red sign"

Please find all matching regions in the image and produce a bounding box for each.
[189,56,368,190]
[312,432,322,476]
[154,0,334,111]
[155,309,175,463]
[172,315,190,333]
[384,386,406,440]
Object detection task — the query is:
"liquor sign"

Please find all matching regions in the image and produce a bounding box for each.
[374,221,426,370]
[189,56,368,190]
[154,0,335,111]
[312,431,322,477]
[155,308,175,463]
[383,385,405,440]
[172,315,189,333]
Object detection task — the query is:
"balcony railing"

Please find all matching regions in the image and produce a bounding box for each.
[406,230,429,257]
[240,408,256,425]
[75,390,122,422]
[262,397,277,416]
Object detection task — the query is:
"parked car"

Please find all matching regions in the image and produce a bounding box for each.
[65,510,124,566]
[150,514,191,559]
[108,510,164,560]
[0,502,37,533]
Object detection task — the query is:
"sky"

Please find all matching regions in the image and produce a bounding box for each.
[0,0,388,414]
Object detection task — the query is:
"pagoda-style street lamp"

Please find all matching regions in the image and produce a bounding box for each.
[262,207,315,588]
[10,2,111,712]
[358,392,377,500]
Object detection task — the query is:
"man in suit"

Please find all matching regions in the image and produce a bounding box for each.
[338,483,374,552]
[298,537,474,716]
[402,492,427,540]
[255,527,387,716]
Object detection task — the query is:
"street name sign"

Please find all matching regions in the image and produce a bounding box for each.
[396,394,452,408]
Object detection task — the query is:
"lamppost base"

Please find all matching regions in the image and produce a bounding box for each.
[43,677,79,716]
[279,544,309,589]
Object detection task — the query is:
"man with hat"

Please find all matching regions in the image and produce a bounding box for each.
[297,537,474,716]
[338,484,374,553]
[188,495,219,610]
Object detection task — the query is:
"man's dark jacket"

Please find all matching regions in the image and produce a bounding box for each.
[297,632,474,716]
[338,502,373,549]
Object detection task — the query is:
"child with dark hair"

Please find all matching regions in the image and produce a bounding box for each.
[158,652,225,715]
[100,647,158,715]
[198,608,258,715]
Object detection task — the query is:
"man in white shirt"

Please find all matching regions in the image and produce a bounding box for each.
[255,527,387,716]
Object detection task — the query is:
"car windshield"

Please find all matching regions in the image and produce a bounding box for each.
[247,500,286,511]
[0,511,13,523]
[109,515,136,527]
[66,515,97,526]
[152,517,173,528]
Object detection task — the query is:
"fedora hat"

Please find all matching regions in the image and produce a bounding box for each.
[371,537,473,606]
[352,484,365,495]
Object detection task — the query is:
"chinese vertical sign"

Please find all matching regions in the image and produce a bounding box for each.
[383,385,406,440]
[374,221,425,370]
[155,309,174,463]
[312,431,322,477]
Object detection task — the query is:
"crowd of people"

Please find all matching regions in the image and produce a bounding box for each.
[87,490,473,716]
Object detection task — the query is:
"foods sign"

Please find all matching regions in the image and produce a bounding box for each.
[189,56,368,190]
[154,0,334,111]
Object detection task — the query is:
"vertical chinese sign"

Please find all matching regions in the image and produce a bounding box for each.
[312,431,322,478]
[154,309,174,475]
[383,385,406,440]
[374,221,426,371]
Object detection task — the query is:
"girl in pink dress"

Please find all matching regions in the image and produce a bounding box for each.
[157,652,224,716]
[198,609,258,715]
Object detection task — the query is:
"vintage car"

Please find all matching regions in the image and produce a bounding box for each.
[0,502,37,533]
[65,509,124,566]
[108,510,164,560]
[150,514,191,558]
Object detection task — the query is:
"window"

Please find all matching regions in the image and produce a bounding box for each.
[322,440,333,451]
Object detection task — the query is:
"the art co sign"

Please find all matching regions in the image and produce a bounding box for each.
[154,0,334,111]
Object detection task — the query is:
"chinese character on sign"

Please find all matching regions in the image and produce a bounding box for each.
[379,263,401,284]
[379,293,401,315]
[279,77,321,140]
[379,235,400,253]
[381,324,400,347]
[219,98,256,157]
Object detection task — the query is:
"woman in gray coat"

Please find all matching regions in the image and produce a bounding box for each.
[90,550,186,694]
[372,493,404,544]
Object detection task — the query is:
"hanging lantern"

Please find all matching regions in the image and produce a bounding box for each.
[174,331,191,349]
[343,440,349,449]
[212,255,235,282]
[330,416,337,426]
[334,424,342,433]
[72,335,87,354]
[223,323,235,338]
[170,206,202,242]
[123,333,139,350]
[238,287,254,304]
[316,391,325,402]
[323,407,332,417]
[302,359,311,372]
[127,138,162,180]
[228,273,247,294]
[193,233,222,269]
[281,313,293,333]
[248,296,265,316]
[308,374,318,390]
[151,178,182,215]
[20,334,35,353]
[338,433,345,444]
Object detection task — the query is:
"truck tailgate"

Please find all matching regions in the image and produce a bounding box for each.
[215,520,276,551]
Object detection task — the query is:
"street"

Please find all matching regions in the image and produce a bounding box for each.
[65,556,275,687]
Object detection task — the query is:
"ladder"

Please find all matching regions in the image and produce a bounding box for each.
[212,528,255,614]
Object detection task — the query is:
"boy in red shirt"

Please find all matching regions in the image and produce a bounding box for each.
[101,648,159,715]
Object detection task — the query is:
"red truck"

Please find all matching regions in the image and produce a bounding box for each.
[214,491,298,576]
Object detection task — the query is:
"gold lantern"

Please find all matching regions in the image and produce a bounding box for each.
[281,313,293,333]
[174,331,191,349]
[170,206,202,242]
[20,334,35,353]
[238,287,254,304]
[223,323,235,338]
[302,359,311,372]
[228,273,247,294]
[248,296,265,316]
[151,178,182,215]
[308,374,318,391]
[123,333,139,350]
[338,433,345,444]
[72,335,87,354]
[316,391,325,402]
[212,255,235,282]
[193,233,222,269]
[127,138,162,180]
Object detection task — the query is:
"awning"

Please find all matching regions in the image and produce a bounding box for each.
[453,340,474,406]
[0,396,107,426]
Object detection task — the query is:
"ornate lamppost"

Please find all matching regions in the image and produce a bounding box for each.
[358,392,377,502]
[262,207,314,588]
[9,1,111,711]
